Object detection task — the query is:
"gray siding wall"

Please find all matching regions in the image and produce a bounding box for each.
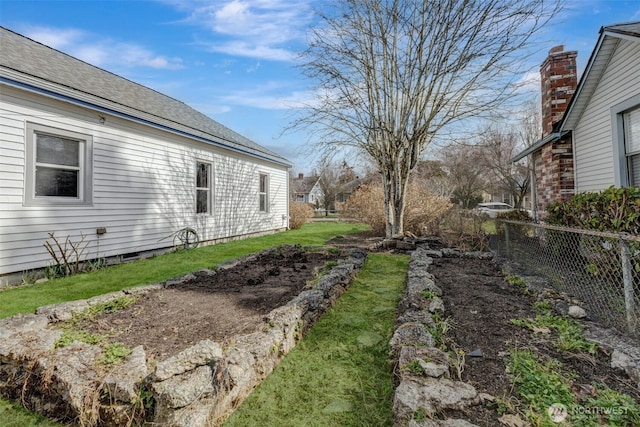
[573,39,640,192]
[0,86,288,276]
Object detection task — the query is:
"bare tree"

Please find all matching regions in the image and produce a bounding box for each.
[440,144,487,209]
[479,127,531,208]
[293,0,561,238]
[316,159,359,215]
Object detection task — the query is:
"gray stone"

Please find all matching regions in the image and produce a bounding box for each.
[0,328,62,359]
[123,283,165,295]
[103,346,147,402]
[154,339,222,381]
[36,299,90,322]
[611,349,632,370]
[568,305,587,319]
[86,291,126,307]
[52,342,103,417]
[153,365,214,409]
[441,248,461,258]
[428,297,445,314]
[0,314,49,339]
[394,377,479,421]
[399,346,450,379]
[390,323,435,350]
[396,310,436,329]
[421,250,443,258]
[290,290,325,312]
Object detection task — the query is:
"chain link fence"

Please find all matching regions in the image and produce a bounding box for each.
[493,220,640,338]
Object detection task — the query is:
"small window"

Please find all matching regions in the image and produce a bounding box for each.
[25,123,92,206]
[623,107,640,186]
[259,173,269,212]
[196,162,211,214]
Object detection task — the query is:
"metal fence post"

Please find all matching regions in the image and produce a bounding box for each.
[620,236,637,335]
[503,221,510,258]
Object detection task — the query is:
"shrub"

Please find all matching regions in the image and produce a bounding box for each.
[546,186,640,234]
[340,183,452,236]
[289,202,314,230]
[496,210,532,222]
[439,207,490,251]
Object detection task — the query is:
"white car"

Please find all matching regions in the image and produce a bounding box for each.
[474,202,515,218]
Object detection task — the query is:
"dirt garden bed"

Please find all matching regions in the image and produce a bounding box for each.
[1,245,367,426]
[427,255,640,426]
[78,245,340,361]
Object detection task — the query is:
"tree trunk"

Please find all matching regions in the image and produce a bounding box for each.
[382,168,408,239]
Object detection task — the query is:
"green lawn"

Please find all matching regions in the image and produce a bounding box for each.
[224,253,409,427]
[0,222,369,320]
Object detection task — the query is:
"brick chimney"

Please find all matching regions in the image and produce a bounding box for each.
[540,45,578,136]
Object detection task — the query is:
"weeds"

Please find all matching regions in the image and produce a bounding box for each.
[54,296,137,366]
[43,232,90,278]
[101,343,132,366]
[510,302,598,354]
[506,348,640,426]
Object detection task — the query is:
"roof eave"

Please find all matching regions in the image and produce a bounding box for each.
[561,24,640,132]
[510,131,565,162]
[1,74,292,168]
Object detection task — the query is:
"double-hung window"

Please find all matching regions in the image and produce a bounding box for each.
[196,161,211,214]
[623,107,640,186]
[259,173,269,212]
[25,123,92,206]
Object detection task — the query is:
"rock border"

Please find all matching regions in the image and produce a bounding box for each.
[0,247,367,427]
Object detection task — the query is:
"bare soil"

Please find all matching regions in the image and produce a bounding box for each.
[81,245,340,361]
[430,256,640,426]
[78,233,639,425]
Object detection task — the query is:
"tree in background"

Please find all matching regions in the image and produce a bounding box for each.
[315,159,359,216]
[478,127,530,208]
[293,0,561,238]
[440,144,487,208]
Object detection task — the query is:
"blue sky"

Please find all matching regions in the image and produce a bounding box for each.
[1,0,640,173]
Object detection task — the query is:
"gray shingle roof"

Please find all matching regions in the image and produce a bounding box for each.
[0,26,290,166]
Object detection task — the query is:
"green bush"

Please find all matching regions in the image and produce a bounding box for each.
[496,210,532,222]
[546,186,640,234]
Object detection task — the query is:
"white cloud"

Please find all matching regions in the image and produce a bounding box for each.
[173,0,314,61]
[514,71,541,95]
[22,25,183,70]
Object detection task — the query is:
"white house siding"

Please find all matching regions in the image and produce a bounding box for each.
[0,86,288,276]
[573,39,640,192]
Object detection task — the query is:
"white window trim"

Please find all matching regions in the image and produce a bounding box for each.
[24,122,93,206]
[195,160,212,215]
[259,172,269,213]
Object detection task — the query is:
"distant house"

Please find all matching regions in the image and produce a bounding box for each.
[0,27,291,279]
[292,173,323,205]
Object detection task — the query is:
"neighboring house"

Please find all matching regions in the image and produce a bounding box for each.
[292,174,323,205]
[513,22,640,218]
[512,45,578,218]
[0,27,291,279]
[560,22,640,191]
